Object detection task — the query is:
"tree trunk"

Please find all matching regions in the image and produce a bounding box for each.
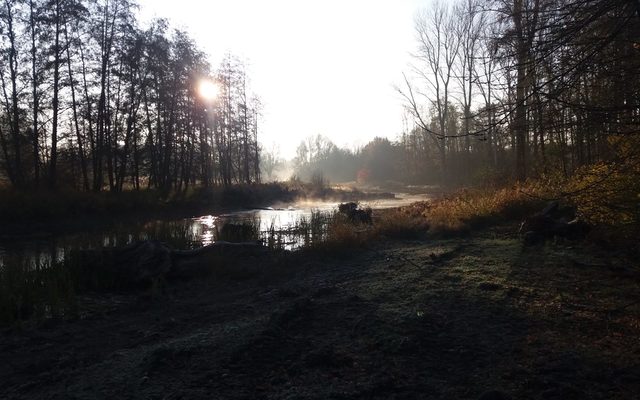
[49,0,61,190]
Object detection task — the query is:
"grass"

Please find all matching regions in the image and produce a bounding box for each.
[0,183,592,326]
[259,211,334,250]
[189,206,428,254]
[215,219,261,243]
[0,257,78,325]
[283,207,430,255]
[400,185,546,236]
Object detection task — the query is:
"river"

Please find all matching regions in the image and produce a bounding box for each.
[0,192,431,267]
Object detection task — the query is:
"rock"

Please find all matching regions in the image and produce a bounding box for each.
[338,202,372,224]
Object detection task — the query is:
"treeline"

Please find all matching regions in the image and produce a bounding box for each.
[292,0,639,187]
[399,0,639,184]
[285,135,402,184]
[0,0,260,192]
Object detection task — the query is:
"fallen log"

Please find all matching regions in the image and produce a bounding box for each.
[520,201,590,245]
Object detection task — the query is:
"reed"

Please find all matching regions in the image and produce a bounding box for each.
[0,257,78,325]
[214,218,262,243]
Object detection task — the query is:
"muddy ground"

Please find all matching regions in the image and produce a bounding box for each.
[1,224,639,399]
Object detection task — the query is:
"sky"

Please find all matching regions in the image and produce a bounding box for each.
[137,0,431,159]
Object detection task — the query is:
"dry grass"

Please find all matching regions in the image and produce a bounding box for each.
[296,188,536,254]
[301,207,430,255]
[372,208,430,239]
[215,219,261,243]
[399,185,546,235]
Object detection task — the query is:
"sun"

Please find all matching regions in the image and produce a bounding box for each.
[198,79,219,101]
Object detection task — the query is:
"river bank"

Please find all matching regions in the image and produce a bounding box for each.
[1,221,638,399]
[0,183,395,234]
[0,183,400,267]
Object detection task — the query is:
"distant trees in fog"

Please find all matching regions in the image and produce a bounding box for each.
[291,135,406,185]
[0,0,260,191]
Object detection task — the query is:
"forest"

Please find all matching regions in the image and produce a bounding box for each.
[0,0,261,193]
[2,0,638,200]
[289,0,639,188]
[400,0,639,185]
[1,1,639,399]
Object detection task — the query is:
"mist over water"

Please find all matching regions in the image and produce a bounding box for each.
[0,193,431,268]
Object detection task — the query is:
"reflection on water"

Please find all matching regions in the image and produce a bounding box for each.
[0,193,430,268]
[196,215,217,246]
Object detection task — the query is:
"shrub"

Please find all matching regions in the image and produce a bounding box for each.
[409,185,545,234]
[565,136,640,234]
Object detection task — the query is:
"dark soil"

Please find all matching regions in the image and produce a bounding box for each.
[1,224,639,399]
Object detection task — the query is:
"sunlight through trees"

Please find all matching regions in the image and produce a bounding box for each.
[0,0,261,191]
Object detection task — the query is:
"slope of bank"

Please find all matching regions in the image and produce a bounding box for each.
[1,223,638,399]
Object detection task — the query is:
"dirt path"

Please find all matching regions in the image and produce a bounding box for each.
[1,224,639,399]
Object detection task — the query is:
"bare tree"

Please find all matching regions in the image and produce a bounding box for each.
[0,0,24,186]
[400,1,461,183]
[454,0,484,153]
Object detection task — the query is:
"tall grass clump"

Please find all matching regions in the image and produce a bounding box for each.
[321,212,368,250]
[214,218,261,243]
[0,258,78,326]
[296,208,401,253]
[287,206,431,253]
[260,210,335,250]
[292,210,332,248]
[262,209,366,252]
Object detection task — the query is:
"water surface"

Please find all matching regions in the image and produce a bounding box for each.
[0,193,430,267]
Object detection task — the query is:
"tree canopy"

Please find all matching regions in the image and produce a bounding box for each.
[0,0,261,191]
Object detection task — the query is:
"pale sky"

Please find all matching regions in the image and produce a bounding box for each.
[137,0,431,158]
